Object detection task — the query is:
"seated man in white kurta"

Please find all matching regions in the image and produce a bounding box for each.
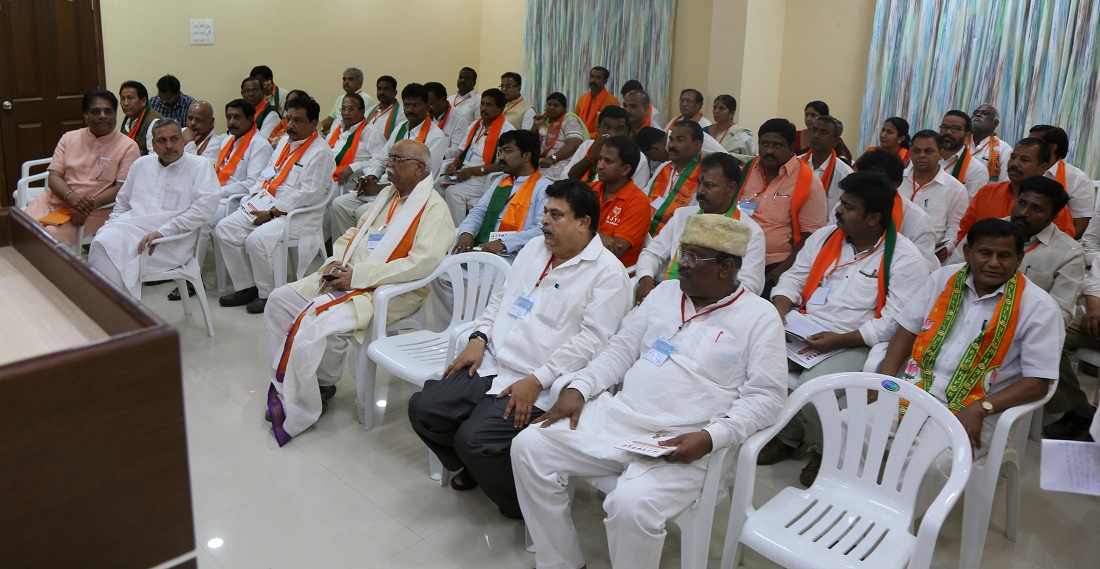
[439,88,515,224]
[88,119,219,298]
[512,214,787,569]
[635,152,766,300]
[765,172,930,484]
[263,140,454,446]
[214,97,333,314]
[329,84,447,237]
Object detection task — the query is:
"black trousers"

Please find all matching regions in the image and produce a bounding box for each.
[407,368,545,519]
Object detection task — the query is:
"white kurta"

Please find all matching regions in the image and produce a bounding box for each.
[435,105,471,156]
[366,119,448,182]
[664,115,712,131]
[903,165,969,255]
[441,118,516,224]
[969,134,1011,183]
[363,103,406,140]
[327,119,386,193]
[256,111,281,141]
[512,280,786,569]
[88,153,219,297]
[800,151,854,220]
[473,234,632,410]
[634,206,767,295]
[825,193,939,273]
[1044,159,1095,220]
[940,146,990,198]
[447,90,480,125]
[183,131,223,166]
[565,138,651,188]
[772,225,930,345]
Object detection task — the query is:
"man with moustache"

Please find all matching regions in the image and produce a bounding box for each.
[363,76,405,141]
[215,96,333,314]
[574,66,620,137]
[938,110,989,198]
[330,84,447,236]
[409,178,631,519]
[800,116,854,216]
[969,104,1012,183]
[425,81,471,152]
[25,89,140,247]
[635,152,768,300]
[447,67,480,125]
[326,92,385,195]
[957,138,1075,242]
[635,126,669,176]
[765,173,929,484]
[901,130,969,262]
[663,88,711,130]
[181,100,222,163]
[565,105,651,187]
[265,140,454,446]
[737,118,827,295]
[1031,124,1093,238]
[321,67,375,137]
[499,72,535,131]
[622,89,661,135]
[441,89,515,224]
[589,136,652,267]
[87,119,219,298]
[512,214,787,569]
[241,76,281,140]
[646,120,706,237]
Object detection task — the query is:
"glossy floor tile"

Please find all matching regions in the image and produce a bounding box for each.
[134,283,1100,569]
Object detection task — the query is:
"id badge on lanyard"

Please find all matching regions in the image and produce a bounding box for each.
[367,232,385,249]
[644,334,676,366]
[738,199,758,217]
[508,293,535,319]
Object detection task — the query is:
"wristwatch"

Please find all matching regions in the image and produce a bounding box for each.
[468,330,488,344]
[550,153,559,163]
[268,208,277,218]
[979,400,994,415]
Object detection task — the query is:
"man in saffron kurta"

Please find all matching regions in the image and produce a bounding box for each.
[264,140,454,446]
[574,66,620,138]
[956,138,1074,242]
[25,89,140,247]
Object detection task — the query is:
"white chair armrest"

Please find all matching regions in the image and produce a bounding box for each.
[447,321,478,365]
[282,185,337,243]
[986,379,1058,461]
[15,171,49,209]
[20,157,51,179]
[139,228,200,277]
[225,193,248,211]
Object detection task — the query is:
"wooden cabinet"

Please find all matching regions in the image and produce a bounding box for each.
[0,208,195,569]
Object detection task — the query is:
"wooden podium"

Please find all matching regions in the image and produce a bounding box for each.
[0,208,195,569]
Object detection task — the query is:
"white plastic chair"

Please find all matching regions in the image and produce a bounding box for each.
[73,202,115,256]
[357,252,511,431]
[272,184,336,289]
[721,371,972,569]
[957,378,1058,569]
[15,157,51,208]
[139,228,215,337]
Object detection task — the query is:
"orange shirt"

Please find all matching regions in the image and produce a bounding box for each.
[574,90,621,137]
[956,181,1075,243]
[590,180,651,267]
[739,155,828,264]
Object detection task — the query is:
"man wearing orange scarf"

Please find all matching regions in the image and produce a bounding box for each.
[1030,125,1093,239]
[214,97,333,314]
[574,66,620,138]
[765,173,929,484]
[441,89,516,224]
[264,139,454,446]
[877,218,1061,500]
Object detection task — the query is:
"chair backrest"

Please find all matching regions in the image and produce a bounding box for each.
[437,251,511,329]
[796,372,972,521]
[15,171,49,209]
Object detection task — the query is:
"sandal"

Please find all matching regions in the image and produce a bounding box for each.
[449,469,478,491]
[167,282,197,301]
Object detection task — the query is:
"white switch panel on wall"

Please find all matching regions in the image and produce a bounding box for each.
[190,19,214,45]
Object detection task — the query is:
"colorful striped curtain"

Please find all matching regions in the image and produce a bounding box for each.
[860,0,1100,178]
[522,0,677,120]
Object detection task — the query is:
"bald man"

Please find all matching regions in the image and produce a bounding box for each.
[183,100,222,164]
[622,90,661,136]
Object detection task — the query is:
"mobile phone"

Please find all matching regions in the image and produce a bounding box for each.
[322,273,338,282]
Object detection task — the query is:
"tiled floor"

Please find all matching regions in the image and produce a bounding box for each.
[141,280,1100,569]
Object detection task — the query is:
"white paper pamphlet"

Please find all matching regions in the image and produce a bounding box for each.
[240,192,277,220]
[784,311,839,368]
[1040,439,1100,496]
[616,433,677,458]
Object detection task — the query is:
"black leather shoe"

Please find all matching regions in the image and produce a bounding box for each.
[245,296,268,314]
[1043,407,1096,440]
[220,286,258,307]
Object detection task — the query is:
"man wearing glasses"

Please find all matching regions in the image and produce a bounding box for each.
[499,72,535,131]
[938,109,990,198]
[264,139,455,446]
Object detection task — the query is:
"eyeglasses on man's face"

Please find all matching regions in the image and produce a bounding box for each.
[677,247,722,268]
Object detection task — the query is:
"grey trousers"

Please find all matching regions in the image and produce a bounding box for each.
[407,369,545,519]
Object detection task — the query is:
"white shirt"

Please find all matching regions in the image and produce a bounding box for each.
[454,118,516,170]
[447,90,480,125]
[366,119,448,182]
[327,120,386,190]
[216,129,275,198]
[472,234,633,411]
[969,134,1011,183]
[800,151,854,219]
[896,264,1063,400]
[183,131,223,166]
[364,103,406,140]
[566,280,787,452]
[664,114,712,131]
[434,104,472,155]
[1044,159,1095,220]
[252,134,334,212]
[772,226,930,345]
[826,192,939,274]
[256,111,281,141]
[327,89,376,121]
[1081,254,1100,297]
[456,172,552,257]
[903,165,969,254]
[940,146,990,199]
[565,138,650,188]
[107,152,219,236]
[1081,199,1100,265]
[635,206,767,295]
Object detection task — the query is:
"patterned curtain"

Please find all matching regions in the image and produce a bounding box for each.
[522,0,677,118]
[859,0,1100,178]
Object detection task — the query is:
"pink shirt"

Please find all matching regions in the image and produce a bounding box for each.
[45,128,140,206]
[740,155,827,264]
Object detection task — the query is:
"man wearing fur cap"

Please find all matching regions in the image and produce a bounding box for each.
[511,214,788,569]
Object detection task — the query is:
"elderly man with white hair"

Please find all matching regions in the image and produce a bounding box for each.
[262,139,454,447]
[88,118,219,297]
[512,214,788,569]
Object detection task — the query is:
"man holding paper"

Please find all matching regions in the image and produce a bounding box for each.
[409,178,630,519]
[765,172,928,484]
[264,139,454,446]
[87,119,219,298]
[512,214,786,569]
[214,96,333,314]
[26,89,140,246]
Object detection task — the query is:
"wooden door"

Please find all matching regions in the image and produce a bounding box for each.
[0,0,105,206]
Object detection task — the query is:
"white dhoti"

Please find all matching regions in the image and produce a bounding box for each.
[329,191,375,241]
[88,221,196,298]
[264,285,360,446]
[197,197,235,269]
[512,393,709,569]
[214,208,324,297]
[441,177,490,226]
